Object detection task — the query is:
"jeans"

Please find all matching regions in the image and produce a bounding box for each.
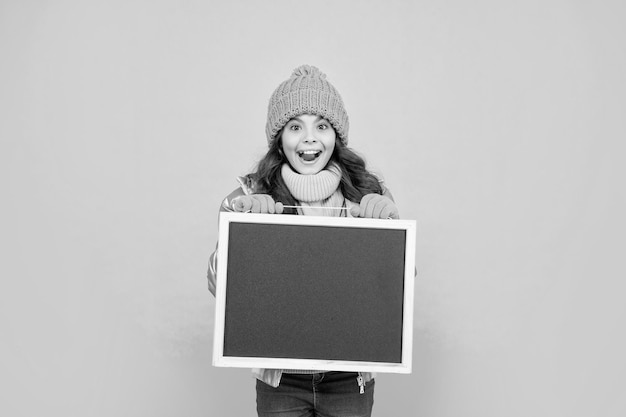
[256,372,375,417]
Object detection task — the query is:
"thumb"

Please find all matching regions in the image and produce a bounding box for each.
[232,197,248,212]
[349,204,360,217]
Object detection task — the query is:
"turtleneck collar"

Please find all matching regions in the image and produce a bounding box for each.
[281,163,342,203]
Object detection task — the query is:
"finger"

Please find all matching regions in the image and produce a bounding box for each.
[256,195,269,213]
[233,197,251,212]
[360,194,377,218]
[380,203,397,219]
[275,202,284,214]
[372,198,387,219]
[363,195,380,218]
[233,199,245,212]
[380,205,392,219]
[349,204,360,217]
[263,195,275,214]
[250,197,261,213]
[381,198,399,219]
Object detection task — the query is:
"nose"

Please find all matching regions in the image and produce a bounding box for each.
[303,125,317,143]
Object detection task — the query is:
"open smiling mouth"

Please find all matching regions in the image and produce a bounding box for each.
[297,150,322,162]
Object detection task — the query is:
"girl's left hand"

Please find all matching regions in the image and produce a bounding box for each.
[350,193,399,219]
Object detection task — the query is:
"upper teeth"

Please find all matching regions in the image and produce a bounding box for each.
[299,150,318,155]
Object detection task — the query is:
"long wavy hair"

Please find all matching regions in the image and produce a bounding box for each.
[248,134,383,215]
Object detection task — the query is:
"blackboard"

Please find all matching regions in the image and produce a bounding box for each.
[212,212,416,373]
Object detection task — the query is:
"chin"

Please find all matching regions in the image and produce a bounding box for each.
[294,165,323,175]
[289,156,332,175]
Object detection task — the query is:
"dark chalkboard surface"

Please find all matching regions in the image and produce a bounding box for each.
[213,212,416,373]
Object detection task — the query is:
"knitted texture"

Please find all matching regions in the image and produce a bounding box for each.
[281,163,342,202]
[281,163,345,217]
[266,65,349,146]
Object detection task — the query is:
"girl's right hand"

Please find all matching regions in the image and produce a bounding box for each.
[232,194,284,214]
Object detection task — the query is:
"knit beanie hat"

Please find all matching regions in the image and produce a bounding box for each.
[265,65,349,147]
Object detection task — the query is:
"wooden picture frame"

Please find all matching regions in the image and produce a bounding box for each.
[212,212,416,374]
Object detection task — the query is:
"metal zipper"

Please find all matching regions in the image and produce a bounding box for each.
[356,372,365,394]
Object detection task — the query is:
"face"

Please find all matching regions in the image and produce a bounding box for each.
[280,114,336,175]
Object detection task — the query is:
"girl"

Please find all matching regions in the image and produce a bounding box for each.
[207,65,399,417]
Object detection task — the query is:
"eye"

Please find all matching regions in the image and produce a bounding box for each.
[317,123,328,130]
[289,124,301,131]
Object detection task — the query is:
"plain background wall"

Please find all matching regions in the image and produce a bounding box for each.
[1,0,625,416]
